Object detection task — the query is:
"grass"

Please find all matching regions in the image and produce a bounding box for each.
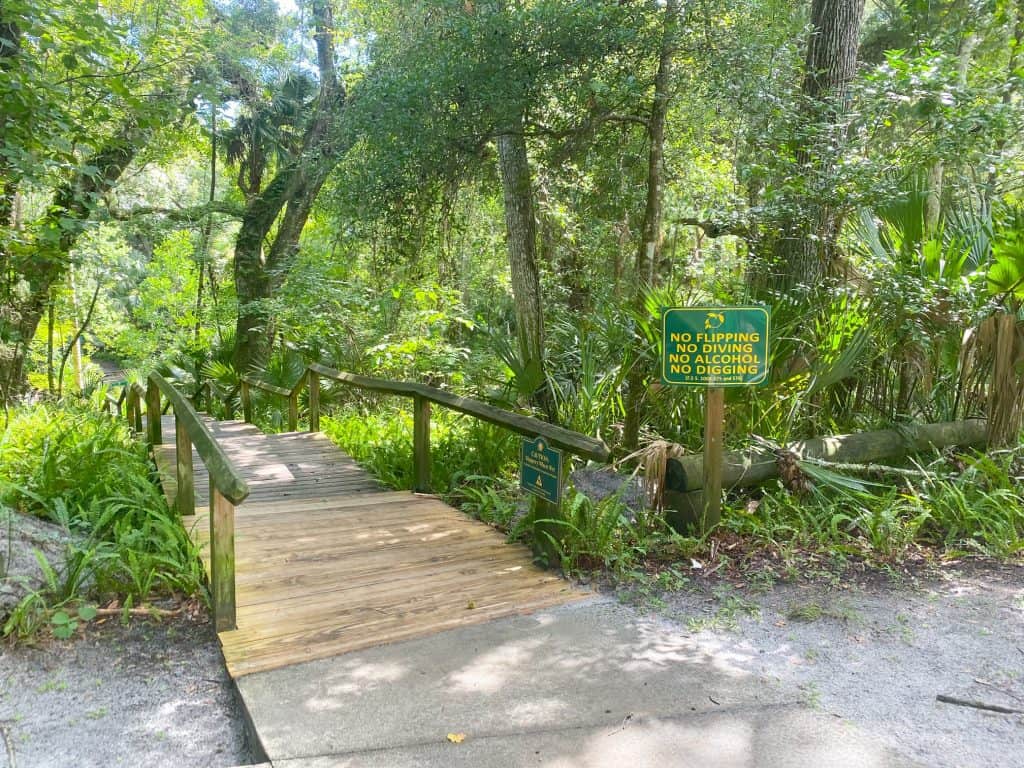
[0,400,203,639]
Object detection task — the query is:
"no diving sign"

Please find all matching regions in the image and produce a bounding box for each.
[662,306,770,387]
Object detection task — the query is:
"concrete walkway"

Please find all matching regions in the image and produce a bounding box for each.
[236,598,917,767]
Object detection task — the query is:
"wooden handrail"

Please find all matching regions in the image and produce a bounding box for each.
[104,392,121,415]
[150,374,251,505]
[235,358,608,497]
[148,373,249,632]
[240,372,305,431]
[307,363,611,463]
[241,373,293,398]
[126,382,145,434]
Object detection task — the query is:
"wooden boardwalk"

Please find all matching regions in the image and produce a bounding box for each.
[153,416,584,677]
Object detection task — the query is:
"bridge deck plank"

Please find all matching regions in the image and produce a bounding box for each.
[153,415,584,677]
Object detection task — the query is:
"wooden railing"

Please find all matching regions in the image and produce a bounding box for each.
[125,382,146,434]
[239,361,610,494]
[103,387,126,417]
[117,374,249,632]
[110,360,606,627]
[240,372,310,432]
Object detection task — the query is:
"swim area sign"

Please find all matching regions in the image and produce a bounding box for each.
[662,306,770,386]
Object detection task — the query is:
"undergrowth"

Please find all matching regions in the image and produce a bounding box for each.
[324,403,1024,594]
[0,400,203,639]
[726,450,1024,564]
[322,406,519,493]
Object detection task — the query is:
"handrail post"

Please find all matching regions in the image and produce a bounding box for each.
[413,393,431,493]
[126,389,136,431]
[241,380,252,423]
[288,392,298,432]
[146,379,162,445]
[308,371,320,432]
[175,412,195,517]
[134,392,144,433]
[128,388,144,434]
[209,481,237,632]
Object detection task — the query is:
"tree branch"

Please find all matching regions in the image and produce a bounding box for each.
[105,200,245,221]
[600,113,652,130]
[673,216,750,238]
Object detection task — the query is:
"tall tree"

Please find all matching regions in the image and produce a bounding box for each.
[497,117,549,414]
[767,0,866,290]
[335,0,640,414]
[623,0,681,450]
[0,0,201,399]
[230,0,346,373]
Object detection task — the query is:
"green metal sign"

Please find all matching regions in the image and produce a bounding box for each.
[520,437,563,504]
[662,306,770,386]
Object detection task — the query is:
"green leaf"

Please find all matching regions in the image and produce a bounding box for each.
[51,611,71,626]
[77,605,98,622]
[987,257,1024,298]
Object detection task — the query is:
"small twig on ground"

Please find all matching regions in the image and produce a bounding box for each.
[0,722,17,767]
[94,607,181,618]
[606,712,634,736]
[936,694,1024,715]
[704,560,726,578]
[974,678,1024,704]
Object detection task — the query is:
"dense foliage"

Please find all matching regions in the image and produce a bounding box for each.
[0,402,203,636]
[2,0,1023,581]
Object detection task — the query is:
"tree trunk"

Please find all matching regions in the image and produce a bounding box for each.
[497,117,552,418]
[231,0,344,373]
[0,121,146,399]
[669,419,986,492]
[925,33,976,234]
[195,104,217,346]
[46,294,55,392]
[768,0,866,291]
[623,0,679,451]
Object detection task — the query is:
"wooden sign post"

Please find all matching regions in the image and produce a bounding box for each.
[661,306,770,533]
[702,386,724,532]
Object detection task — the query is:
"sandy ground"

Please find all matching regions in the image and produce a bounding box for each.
[649,561,1024,768]
[0,613,251,768]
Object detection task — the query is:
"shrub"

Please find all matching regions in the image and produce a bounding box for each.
[321,405,518,493]
[0,402,203,638]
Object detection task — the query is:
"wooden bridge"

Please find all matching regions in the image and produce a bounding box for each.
[118,366,608,679]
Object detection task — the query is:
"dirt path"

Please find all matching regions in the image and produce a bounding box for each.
[0,614,250,768]
[650,562,1024,768]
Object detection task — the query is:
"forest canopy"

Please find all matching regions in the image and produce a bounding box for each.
[2,0,1023,459]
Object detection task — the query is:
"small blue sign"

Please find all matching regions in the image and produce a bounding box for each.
[520,437,562,504]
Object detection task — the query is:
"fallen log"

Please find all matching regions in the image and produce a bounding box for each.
[661,419,987,533]
[673,419,986,493]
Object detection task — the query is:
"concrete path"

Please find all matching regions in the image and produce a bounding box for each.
[236,598,918,767]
